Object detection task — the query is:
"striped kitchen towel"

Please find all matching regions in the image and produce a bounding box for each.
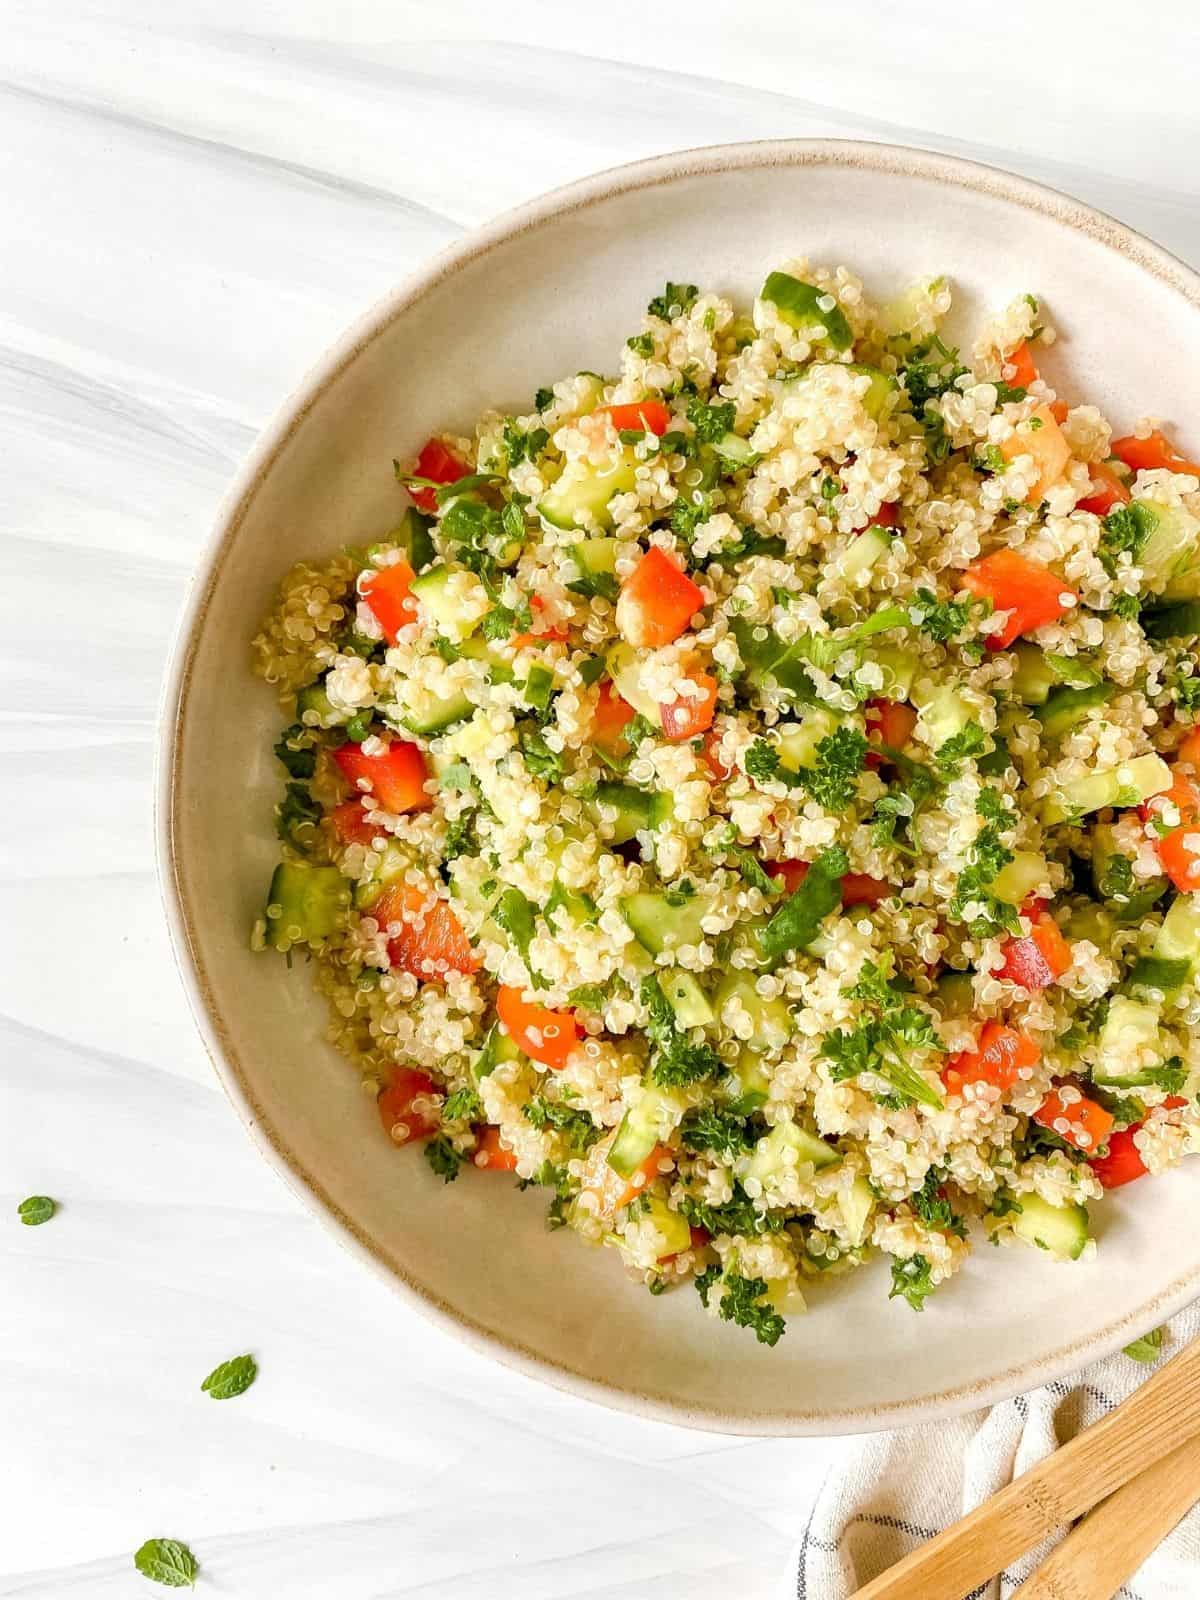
[789,1305,1200,1599]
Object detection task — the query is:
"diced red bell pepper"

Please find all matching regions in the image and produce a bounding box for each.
[943,1020,1040,1095]
[377,1067,442,1145]
[995,913,1073,991]
[1089,1124,1148,1189]
[511,593,570,651]
[373,882,480,980]
[1111,430,1200,478]
[961,549,1077,648]
[1004,340,1039,390]
[1049,400,1069,425]
[616,1142,674,1209]
[329,799,381,847]
[661,671,718,742]
[702,726,731,781]
[767,860,809,896]
[869,500,899,530]
[408,437,469,513]
[1034,1086,1114,1155]
[865,698,918,768]
[615,546,706,649]
[767,859,888,906]
[597,400,672,436]
[1077,462,1131,517]
[591,681,636,756]
[1142,772,1200,893]
[473,1125,519,1172]
[496,986,580,1070]
[334,740,432,815]
[361,560,419,643]
[840,873,891,907]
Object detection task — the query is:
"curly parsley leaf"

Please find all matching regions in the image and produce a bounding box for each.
[1099,501,1157,576]
[424,1135,463,1184]
[274,725,316,779]
[681,1184,785,1238]
[200,1354,257,1401]
[821,961,944,1110]
[911,589,972,644]
[694,1263,722,1307]
[889,1253,936,1311]
[442,1086,484,1123]
[686,395,736,443]
[525,1097,598,1152]
[679,1105,758,1160]
[641,976,722,1088]
[935,723,991,776]
[801,726,868,811]
[713,1271,786,1346]
[519,725,565,784]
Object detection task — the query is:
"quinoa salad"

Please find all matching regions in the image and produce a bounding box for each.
[251,264,1200,1346]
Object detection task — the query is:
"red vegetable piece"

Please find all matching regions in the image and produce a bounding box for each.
[661,671,718,742]
[496,986,580,1070]
[615,547,705,649]
[1089,1124,1147,1189]
[1111,430,1200,478]
[943,1020,1040,1095]
[334,740,432,815]
[598,400,672,436]
[373,882,480,980]
[408,437,469,513]
[377,1067,441,1145]
[961,549,1077,649]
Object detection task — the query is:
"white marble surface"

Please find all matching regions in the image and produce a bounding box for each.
[4,3,1200,1594]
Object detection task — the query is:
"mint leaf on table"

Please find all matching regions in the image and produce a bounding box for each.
[1123,1327,1166,1365]
[200,1353,258,1400]
[134,1537,198,1588]
[17,1195,56,1226]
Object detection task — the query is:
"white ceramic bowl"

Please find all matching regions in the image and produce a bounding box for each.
[159,139,1200,1434]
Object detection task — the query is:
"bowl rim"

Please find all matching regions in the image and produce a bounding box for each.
[157,135,1200,1436]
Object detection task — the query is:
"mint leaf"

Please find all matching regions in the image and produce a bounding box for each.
[134,1538,198,1588]
[17,1195,56,1226]
[200,1353,257,1400]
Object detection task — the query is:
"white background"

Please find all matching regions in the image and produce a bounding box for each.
[4,3,1200,1595]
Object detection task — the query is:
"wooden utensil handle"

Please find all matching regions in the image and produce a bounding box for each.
[1014,1428,1200,1600]
[851,1337,1200,1600]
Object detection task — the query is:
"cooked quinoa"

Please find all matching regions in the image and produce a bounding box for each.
[251,264,1200,1344]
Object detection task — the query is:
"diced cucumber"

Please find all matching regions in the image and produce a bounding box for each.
[1044,653,1104,690]
[660,969,714,1028]
[727,1047,770,1110]
[712,432,758,468]
[537,453,638,531]
[1138,499,1200,600]
[353,840,408,909]
[454,634,514,684]
[935,970,976,1017]
[590,782,672,844]
[1064,903,1115,946]
[263,862,348,949]
[569,372,607,417]
[544,877,597,929]
[607,1085,687,1177]
[761,272,852,349]
[400,686,474,736]
[1038,683,1112,738]
[729,617,789,686]
[408,565,481,642]
[1010,1193,1090,1261]
[570,537,620,588]
[638,1194,692,1258]
[915,683,976,750]
[296,679,346,729]
[473,1020,523,1083]
[1093,996,1163,1085]
[605,641,661,721]
[1011,645,1059,706]
[1153,893,1200,974]
[878,276,946,339]
[869,644,920,700]
[1144,601,1200,640]
[992,851,1050,906]
[744,1121,840,1196]
[1042,754,1172,824]
[836,526,893,585]
[1125,956,1191,998]
[776,707,843,772]
[621,891,713,956]
[714,972,793,1053]
[838,1174,876,1247]
[390,506,436,572]
[1090,826,1168,921]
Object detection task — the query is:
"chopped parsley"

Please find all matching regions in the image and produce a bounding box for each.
[519,725,565,784]
[442,1086,484,1123]
[711,1271,786,1346]
[801,726,868,811]
[1099,501,1157,576]
[501,419,549,467]
[889,1254,936,1311]
[686,395,736,443]
[820,961,944,1110]
[681,1184,784,1239]
[525,1097,598,1152]
[424,1136,463,1184]
[273,724,316,779]
[641,976,722,1088]
[935,723,991,775]
[911,588,972,644]
[679,1105,757,1160]
[626,332,655,357]
[648,281,699,320]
